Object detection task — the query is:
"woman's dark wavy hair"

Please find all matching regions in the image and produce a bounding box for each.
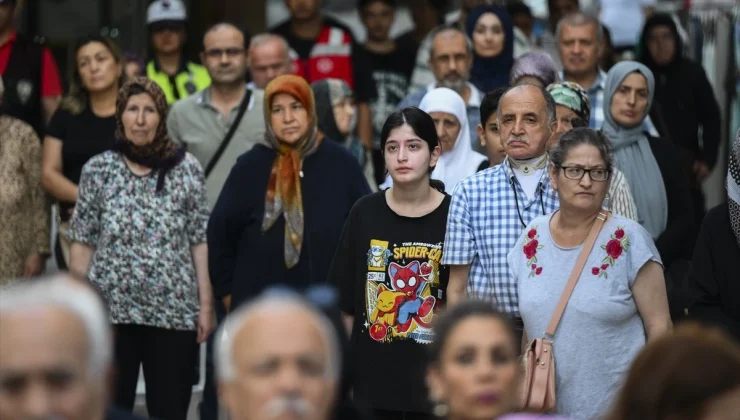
[427,300,518,366]
[379,107,445,192]
[62,35,124,115]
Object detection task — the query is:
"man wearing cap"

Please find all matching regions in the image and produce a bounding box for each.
[146,0,210,105]
[0,0,62,138]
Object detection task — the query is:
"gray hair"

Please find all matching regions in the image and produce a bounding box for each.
[249,33,290,58]
[555,12,604,43]
[0,274,112,380]
[215,294,341,383]
[429,24,474,59]
[550,127,614,172]
[496,83,557,128]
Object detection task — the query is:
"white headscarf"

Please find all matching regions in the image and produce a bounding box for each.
[419,88,486,192]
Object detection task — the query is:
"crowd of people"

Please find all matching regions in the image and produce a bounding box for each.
[1,0,739,419]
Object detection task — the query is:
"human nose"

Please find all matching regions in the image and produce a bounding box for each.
[512,118,525,135]
[435,121,445,140]
[283,107,295,123]
[21,383,53,419]
[626,91,636,106]
[136,109,146,126]
[580,170,593,187]
[572,41,583,55]
[276,366,303,394]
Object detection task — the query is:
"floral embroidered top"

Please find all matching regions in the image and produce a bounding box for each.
[508,212,661,420]
[67,151,209,331]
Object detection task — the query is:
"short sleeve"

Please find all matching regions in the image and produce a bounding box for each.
[328,205,359,315]
[67,159,104,245]
[441,184,477,265]
[41,48,63,97]
[624,221,663,287]
[184,156,210,244]
[46,108,69,140]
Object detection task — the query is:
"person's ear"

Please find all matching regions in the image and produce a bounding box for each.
[199,52,206,66]
[477,124,485,147]
[430,145,442,168]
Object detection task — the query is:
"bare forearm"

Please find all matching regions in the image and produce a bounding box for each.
[357,103,373,149]
[69,242,94,276]
[447,264,471,307]
[191,243,214,310]
[42,97,60,123]
[42,170,79,202]
[342,313,353,336]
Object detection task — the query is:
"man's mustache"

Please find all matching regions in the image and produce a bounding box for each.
[262,395,315,419]
[507,135,529,144]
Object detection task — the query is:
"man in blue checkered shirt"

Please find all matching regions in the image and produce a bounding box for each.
[443,84,560,333]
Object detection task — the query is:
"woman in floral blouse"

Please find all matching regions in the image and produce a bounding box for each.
[67,78,213,420]
[508,128,671,420]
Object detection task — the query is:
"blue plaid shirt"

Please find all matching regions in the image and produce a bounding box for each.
[442,159,559,316]
[559,70,659,136]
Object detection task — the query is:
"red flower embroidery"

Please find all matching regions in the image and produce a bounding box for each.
[593,226,631,279]
[523,227,544,277]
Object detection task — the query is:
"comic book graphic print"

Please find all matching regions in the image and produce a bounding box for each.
[364,240,444,344]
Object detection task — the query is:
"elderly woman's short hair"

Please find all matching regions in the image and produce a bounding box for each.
[0,274,112,379]
[215,293,341,382]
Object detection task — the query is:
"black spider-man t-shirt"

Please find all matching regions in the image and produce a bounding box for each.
[329,191,451,413]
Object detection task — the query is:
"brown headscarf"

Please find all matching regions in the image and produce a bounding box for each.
[113,77,185,191]
[262,75,324,268]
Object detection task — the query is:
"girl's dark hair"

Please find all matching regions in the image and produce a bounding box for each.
[550,127,614,173]
[607,323,740,420]
[62,35,124,115]
[380,107,445,192]
[428,300,518,365]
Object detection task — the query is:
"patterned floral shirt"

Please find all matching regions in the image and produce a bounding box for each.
[68,151,209,330]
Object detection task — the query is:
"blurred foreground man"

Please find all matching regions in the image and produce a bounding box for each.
[216,293,340,420]
[0,274,122,420]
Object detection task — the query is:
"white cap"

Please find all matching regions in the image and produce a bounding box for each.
[147,0,187,25]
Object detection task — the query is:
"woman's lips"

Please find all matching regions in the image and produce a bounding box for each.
[476,391,501,405]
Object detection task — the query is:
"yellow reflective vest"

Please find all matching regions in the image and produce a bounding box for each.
[146,60,211,105]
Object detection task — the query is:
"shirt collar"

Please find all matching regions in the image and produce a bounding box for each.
[196,84,255,111]
[557,69,607,94]
[503,155,550,186]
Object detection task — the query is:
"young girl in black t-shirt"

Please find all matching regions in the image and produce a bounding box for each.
[329,107,451,419]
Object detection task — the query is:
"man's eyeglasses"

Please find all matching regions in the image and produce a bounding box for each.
[204,48,245,58]
[559,166,610,181]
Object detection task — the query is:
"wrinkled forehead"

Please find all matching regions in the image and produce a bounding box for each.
[500,85,546,115]
[0,308,89,374]
[231,309,330,369]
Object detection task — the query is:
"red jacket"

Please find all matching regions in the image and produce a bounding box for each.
[289,25,354,88]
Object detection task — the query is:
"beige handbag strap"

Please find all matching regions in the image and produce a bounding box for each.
[544,210,609,337]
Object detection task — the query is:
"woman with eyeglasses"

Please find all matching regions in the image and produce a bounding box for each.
[508,128,672,420]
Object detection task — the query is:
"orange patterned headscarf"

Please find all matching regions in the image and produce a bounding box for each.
[262,75,324,268]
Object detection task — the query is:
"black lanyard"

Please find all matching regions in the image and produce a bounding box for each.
[510,177,546,228]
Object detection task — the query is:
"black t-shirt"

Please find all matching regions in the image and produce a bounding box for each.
[362,44,416,149]
[46,107,116,220]
[271,16,375,103]
[330,191,451,413]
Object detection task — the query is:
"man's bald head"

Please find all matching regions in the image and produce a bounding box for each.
[0,274,111,420]
[216,294,340,420]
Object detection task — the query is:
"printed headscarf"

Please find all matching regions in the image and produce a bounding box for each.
[602,62,668,238]
[112,77,185,191]
[311,79,364,164]
[465,5,514,94]
[510,51,560,88]
[546,81,591,123]
[728,129,740,247]
[262,75,324,269]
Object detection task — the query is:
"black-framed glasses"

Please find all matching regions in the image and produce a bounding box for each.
[204,48,245,58]
[559,166,610,181]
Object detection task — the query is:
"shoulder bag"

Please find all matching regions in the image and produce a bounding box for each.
[519,210,610,412]
[204,88,252,178]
